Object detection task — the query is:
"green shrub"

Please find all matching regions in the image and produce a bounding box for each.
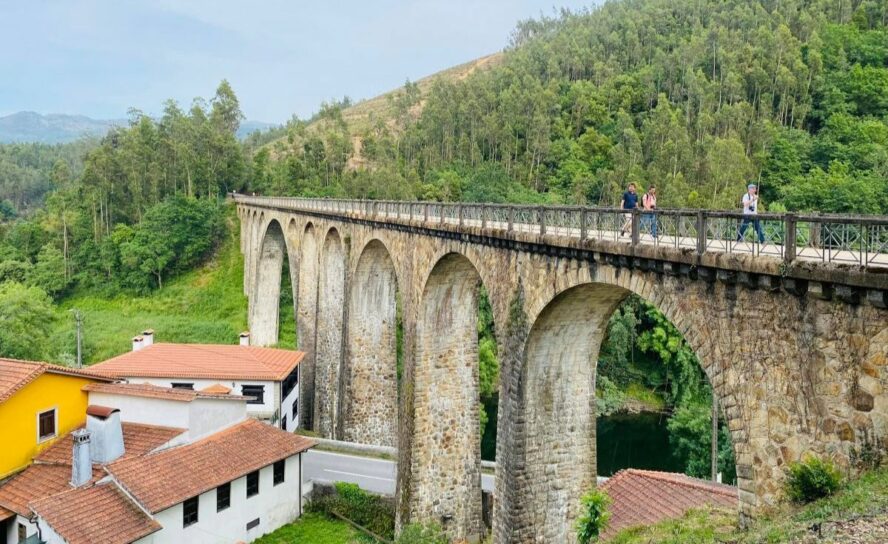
[576,488,611,543]
[785,456,843,503]
[396,522,448,544]
[307,482,395,539]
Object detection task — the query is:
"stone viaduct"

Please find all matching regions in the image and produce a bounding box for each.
[235,195,888,543]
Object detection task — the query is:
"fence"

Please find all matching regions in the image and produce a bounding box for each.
[232,195,888,269]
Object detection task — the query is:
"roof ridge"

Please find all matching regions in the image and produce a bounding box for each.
[626,469,737,497]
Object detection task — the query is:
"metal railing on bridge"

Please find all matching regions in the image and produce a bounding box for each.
[232,194,888,269]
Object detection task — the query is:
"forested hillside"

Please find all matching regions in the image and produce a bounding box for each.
[2,0,887,482]
[254,0,888,213]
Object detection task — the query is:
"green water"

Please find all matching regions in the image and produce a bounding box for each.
[597,412,683,476]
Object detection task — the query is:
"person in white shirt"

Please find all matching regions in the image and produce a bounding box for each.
[736,183,765,243]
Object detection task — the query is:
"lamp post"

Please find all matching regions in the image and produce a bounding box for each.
[70,309,83,368]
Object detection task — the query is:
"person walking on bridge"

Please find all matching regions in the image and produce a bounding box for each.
[642,185,657,239]
[737,183,765,243]
[620,182,638,237]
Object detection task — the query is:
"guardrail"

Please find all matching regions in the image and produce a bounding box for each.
[232,195,888,268]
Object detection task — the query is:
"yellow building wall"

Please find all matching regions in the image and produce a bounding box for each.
[0,373,96,480]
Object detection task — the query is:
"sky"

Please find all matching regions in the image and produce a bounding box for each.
[0,0,593,123]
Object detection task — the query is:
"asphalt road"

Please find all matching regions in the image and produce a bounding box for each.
[303,449,495,495]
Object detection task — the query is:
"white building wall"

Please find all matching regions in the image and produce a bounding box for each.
[35,515,66,543]
[85,392,247,445]
[87,393,190,430]
[188,399,247,441]
[121,377,278,420]
[135,454,302,544]
[281,380,299,432]
[5,515,37,543]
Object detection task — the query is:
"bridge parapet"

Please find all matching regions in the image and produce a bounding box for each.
[233,194,888,295]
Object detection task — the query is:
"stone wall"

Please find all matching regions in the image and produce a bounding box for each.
[315,228,346,438]
[342,239,400,448]
[297,223,320,430]
[238,205,888,543]
[411,253,484,541]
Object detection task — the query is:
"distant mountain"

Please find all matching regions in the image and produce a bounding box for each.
[0,112,123,144]
[0,111,276,144]
[237,120,277,140]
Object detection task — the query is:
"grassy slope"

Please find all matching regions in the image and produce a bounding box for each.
[253,513,367,544]
[264,52,504,160]
[610,466,888,543]
[49,214,250,365]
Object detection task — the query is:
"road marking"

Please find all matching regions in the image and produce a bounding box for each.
[324,469,395,482]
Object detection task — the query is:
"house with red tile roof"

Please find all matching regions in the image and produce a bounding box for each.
[598,469,738,541]
[88,332,304,433]
[0,381,315,544]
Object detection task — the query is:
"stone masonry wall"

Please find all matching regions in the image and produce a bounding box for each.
[342,240,400,448]
[314,228,346,438]
[411,253,484,542]
[296,223,320,430]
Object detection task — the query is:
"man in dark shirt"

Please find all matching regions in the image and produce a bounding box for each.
[620,182,638,236]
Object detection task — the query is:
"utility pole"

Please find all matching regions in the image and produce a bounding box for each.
[711,395,718,482]
[70,309,83,369]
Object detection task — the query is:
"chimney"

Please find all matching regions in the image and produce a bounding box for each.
[239,332,250,346]
[142,329,154,347]
[71,429,92,487]
[132,335,144,352]
[86,406,125,464]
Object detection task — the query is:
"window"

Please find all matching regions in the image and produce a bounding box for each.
[273,460,285,485]
[292,400,298,420]
[281,415,287,431]
[37,408,56,442]
[282,366,298,398]
[183,496,199,527]
[241,385,265,405]
[246,518,260,531]
[171,382,194,390]
[216,482,230,512]
[246,470,260,497]
[18,522,27,542]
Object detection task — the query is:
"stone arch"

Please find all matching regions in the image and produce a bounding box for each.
[410,252,485,541]
[496,278,741,542]
[249,218,298,347]
[297,222,321,430]
[342,239,400,448]
[315,227,347,438]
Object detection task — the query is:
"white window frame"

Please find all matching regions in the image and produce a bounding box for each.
[36,407,58,443]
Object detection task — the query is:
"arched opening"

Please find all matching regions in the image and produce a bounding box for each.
[342,239,400,448]
[411,253,484,542]
[250,219,296,347]
[297,223,320,431]
[500,283,738,542]
[595,295,736,484]
[315,228,346,438]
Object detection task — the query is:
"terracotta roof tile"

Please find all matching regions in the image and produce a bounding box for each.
[35,423,185,465]
[0,504,13,522]
[0,358,114,403]
[30,482,161,544]
[0,464,100,517]
[89,343,304,381]
[83,382,248,402]
[201,383,232,394]
[600,469,737,540]
[107,419,315,512]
